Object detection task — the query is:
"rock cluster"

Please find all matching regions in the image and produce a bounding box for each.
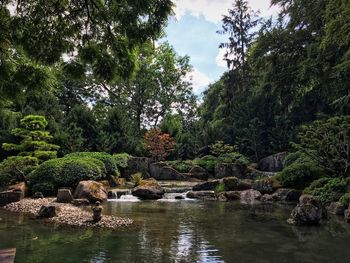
[131,179,165,200]
[74,181,107,203]
[4,198,133,230]
[287,195,323,225]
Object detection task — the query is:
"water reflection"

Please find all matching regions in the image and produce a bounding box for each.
[1,200,350,262]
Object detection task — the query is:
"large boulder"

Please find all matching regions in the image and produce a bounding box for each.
[186,191,216,201]
[74,181,107,203]
[0,190,23,206]
[189,166,209,180]
[345,205,350,223]
[327,202,346,215]
[223,177,252,191]
[287,195,323,225]
[8,182,28,198]
[149,163,188,180]
[217,191,241,202]
[214,163,245,179]
[252,178,281,194]
[192,180,221,191]
[132,184,165,200]
[122,157,150,179]
[258,152,288,172]
[37,204,58,218]
[272,188,301,202]
[56,188,74,203]
[240,189,262,204]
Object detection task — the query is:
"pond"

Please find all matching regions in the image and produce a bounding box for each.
[1,199,350,263]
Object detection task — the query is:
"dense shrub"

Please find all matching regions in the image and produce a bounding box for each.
[0,156,38,186]
[283,151,313,167]
[193,152,249,173]
[339,193,350,207]
[130,173,143,187]
[164,160,195,173]
[28,157,105,195]
[276,162,326,189]
[194,155,218,172]
[296,116,350,177]
[65,152,117,175]
[217,152,250,167]
[113,153,130,169]
[304,178,349,205]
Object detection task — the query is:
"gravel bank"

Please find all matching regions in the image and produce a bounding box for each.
[3,198,133,230]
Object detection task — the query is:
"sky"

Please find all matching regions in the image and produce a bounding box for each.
[163,0,280,95]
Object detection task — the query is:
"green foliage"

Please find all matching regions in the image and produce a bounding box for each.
[296,116,350,177]
[65,152,117,175]
[113,153,130,169]
[194,155,218,173]
[28,157,105,196]
[339,193,350,207]
[2,115,59,163]
[0,156,38,186]
[164,160,195,173]
[276,163,326,189]
[283,151,313,167]
[217,152,250,167]
[209,141,237,156]
[214,183,226,193]
[130,173,143,187]
[304,178,349,205]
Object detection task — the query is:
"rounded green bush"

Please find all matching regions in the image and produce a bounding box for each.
[276,162,326,189]
[283,151,313,167]
[28,157,105,195]
[65,152,117,175]
[0,156,38,186]
[339,193,350,207]
[304,178,348,205]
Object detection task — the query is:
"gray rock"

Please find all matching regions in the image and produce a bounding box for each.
[107,191,117,199]
[8,182,28,198]
[38,204,58,218]
[74,181,107,203]
[345,209,350,223]
[189,166,208,180]
[0,191,23,206]
[258,152,288,172]
[175,195,185,200]
[122,157,150,180]
[214,163,244,179]
[33,192,44,199]
[150,163,188,180]
[221,191,241,201]
[223,177,252,191]
[186,191,216,201]
[240,189,262,203]
[192,180,221,191]
[56,189,74,203]
[252,179,280,194]
[287,195,323,225]
[132,185,165,200]
[272,188,301,202]
[327,202,346,215]
[261,194,277,202]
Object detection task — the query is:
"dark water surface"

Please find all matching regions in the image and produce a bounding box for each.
[1,200,350,263]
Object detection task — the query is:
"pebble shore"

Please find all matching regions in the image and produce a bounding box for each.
[3,198,133,230]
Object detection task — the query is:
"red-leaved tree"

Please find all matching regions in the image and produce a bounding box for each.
[144,128,176,161]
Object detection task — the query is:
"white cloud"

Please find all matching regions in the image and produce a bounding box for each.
[188,68,212,95]
[174,0,279,24]
[215,48,227,68]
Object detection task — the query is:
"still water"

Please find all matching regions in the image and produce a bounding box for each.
[1,199,350,263]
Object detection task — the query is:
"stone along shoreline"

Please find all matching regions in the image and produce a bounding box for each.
[2,198,133,230]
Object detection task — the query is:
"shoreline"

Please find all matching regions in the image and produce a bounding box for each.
[2,198,133,230]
